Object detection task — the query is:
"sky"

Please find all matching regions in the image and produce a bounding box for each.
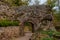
[29,0,47,5]
[39,0,47,4]
[29,0,59,11]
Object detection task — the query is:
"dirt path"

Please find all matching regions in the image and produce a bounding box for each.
[15,32,33,40]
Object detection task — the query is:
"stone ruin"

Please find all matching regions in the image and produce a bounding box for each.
[14,5,56,36]
[0,3,56,37]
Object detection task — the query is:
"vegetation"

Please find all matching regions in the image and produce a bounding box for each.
[0,20,19,27]
[54,12,60,22]
[41,37,54,40]
[0,0,29,6]
[47,0,57,7]
[46,0,60,27]
[33,30,60,40]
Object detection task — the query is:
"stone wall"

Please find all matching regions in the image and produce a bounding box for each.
[0,2,16,20]
[0,1,56,37]
[0,26,20,40]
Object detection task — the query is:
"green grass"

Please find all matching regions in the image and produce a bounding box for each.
[0,20,19,27]
[34,30,60,40]
[41,37,55,40]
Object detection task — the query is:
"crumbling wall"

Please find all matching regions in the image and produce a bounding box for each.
[0,2,56,37]
[0,3,16,20]
[0,26,20,40]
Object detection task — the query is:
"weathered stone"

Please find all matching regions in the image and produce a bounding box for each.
[0,26,20,40]
[0,2,56,37]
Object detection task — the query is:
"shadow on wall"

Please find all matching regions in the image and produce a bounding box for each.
[55,26,60,32]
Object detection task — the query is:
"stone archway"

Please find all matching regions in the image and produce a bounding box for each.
[19,19,37,36]
[24,21,35,33]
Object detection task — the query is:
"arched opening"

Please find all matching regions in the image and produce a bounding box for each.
[24,21,34,33]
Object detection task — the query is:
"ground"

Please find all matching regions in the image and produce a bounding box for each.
[13,32,33,40]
